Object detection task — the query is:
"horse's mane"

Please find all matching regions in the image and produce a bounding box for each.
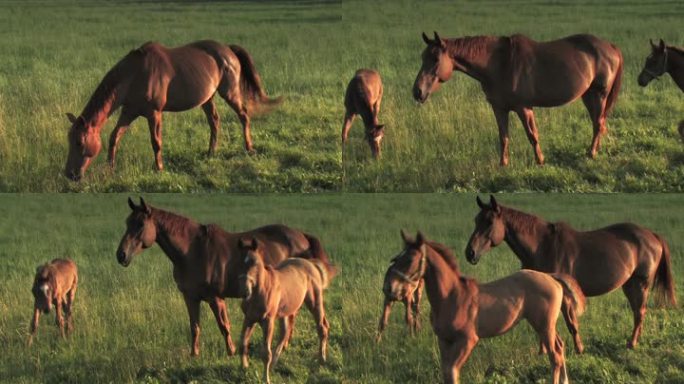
[446,35,500,59]
[668,45,684,56]
[151,207,200,236]
[80,50,139,121]
[501,206,548,234]
[426,241,460,274]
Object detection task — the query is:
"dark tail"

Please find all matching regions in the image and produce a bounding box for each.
[303,233,339,280]
[551,273,587,316]
[604,46,623,118]
[229,44,283,114]
[653,233,677,307]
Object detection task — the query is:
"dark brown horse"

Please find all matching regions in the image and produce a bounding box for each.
[413,32,623,165]
[342,69,385,158]
[65,40,281,181]
[391,231,583,384]
[115,197,332,358]
[465,195,676,349]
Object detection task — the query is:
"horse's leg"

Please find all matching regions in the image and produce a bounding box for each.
[260,317,275,384]
[201,99,220,156]
[561,301,584,354]
[240,317,257,368]
[622,276,649,349]
[273,316,291,366]
[403,296,415,336]
[209,297,236,356]
[219,80,254,153]
[581,90,608,159]
[65,284,77,335]
[341,112,354,144]
[54,298,65,339]
[514,107,545,165]
[492,106,511,166]
[306,288,329,363]
[146,110,164,171]
[286,313,296,348]
[27,308,40,347]
[555,335,569,384]
[413,280,424,331]
[376,297,393,343]
[182,295,201,356]
[538,329,563,384]
[437,334,478,384]
[107,108,137,168]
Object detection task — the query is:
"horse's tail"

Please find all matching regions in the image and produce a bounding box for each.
[303,233,339,282]
[603,46,623,118]
[653,232,677,307]
[229,44,283,114]
[551,273,586,317]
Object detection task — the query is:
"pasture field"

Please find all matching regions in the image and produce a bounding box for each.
[0,0,683,192]
[1,193,683,383]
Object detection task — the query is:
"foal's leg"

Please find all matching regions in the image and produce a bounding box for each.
[341,112,354,144]
[515,107,544,165]
[412,280,424,332]
[537,327,563,384]
[306,288,329,363]
[561,301,584,354]
[403,296,415,335]
[209,297,237,356]
[261,317,275,384]
[286,314,296,348]
[65,283,77,335]
[219,78,254,153]
[491,106,511,166]
[376,297,393,343]
[27,308,40,347]
[146,110,164,171]
[55,298,66,339]
[622,276,649,349]
[107,108,138,168]
[437,335,478,384]
[182,295,201,356]
[273,316,292,366]
[581,90,608,159]
[240,317,258,368]
[201,99,220,156]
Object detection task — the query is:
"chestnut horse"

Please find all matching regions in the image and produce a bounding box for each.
[465,195,676,349]
[376,260,424,342]
[28,258,78,347]
[115,197,332,358]
[342,69,385,158]
[238,237,337,384]
[413,32,623,165]
[65,40,281,181]
[391,231,584,384]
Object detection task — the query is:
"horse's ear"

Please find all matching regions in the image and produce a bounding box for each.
[127,197,137,211]
[489,195,501,214]
[659,39,666,51]
[250,237,259,251]
[422,32,432,46]
[400,229,413,244]
[416,231,426,246]
[139,197,151,215]
[66,113,78,124]
[650,39,656,49]
[476,195,486,209]
[433,31,446,50]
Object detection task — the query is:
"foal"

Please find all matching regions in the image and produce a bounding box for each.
[28,258,78,346]
[342,69,385,158]
[377,261,424,342]
[238,237,337,384]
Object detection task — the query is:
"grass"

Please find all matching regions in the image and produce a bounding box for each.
[1,193,683,383]
[0,0,683,192]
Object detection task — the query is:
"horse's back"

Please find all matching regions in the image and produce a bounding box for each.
[345,69,382,111]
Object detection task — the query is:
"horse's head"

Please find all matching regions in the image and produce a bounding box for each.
[413,32,454,104]
[116,197,156,267]
[32,265,55,313]
[638,39,668,87]
[367,124,385,158]
[238,237,264,299]
[64,113,102,181]
[465,195,505,264]
[383,230,427,300]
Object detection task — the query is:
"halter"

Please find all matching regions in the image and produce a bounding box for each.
[642,49,669,80]
[389,245,428,285]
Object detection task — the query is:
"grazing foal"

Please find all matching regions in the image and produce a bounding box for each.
[28,258,78,346]
[238,237,337,384]
[342,69,385,158]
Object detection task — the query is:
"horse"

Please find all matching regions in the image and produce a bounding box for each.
[390,230,584,384]
[64,40,282,181]
[342,69,385,158]
[28,258,78,347]
[465,195,677,349]
[376,259,424,342]
[115,197,332,358]
[237,237,337,384]
[413,32,623,165]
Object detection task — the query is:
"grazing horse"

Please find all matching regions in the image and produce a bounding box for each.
[465,195,676,349]
[115,197,332,358]
[413,32,623,165]
[65,40,281,181]
[342,69,385,158]
[376,259,424,342]
[238,237,337,384]
[637,39,684,142]
[28,258,78,347]
[390,231,583,384]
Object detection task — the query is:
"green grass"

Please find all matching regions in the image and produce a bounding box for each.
[0,0,683,192]
[1,194,683,383]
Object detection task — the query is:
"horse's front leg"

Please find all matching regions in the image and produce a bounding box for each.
[108,108,137,168]
[209,297,236,356]
[54,298,66,339]
[438,334,478,384]
[412,280,424,331]
[261,317,275,384]
[515,107,544,165]
[403,296,415,336]
[376,297,393,343]
[240,316,257,368]
[27,308,40,347]
[491,106,510,166]
[182,295,201,356]
[146,110,164,171]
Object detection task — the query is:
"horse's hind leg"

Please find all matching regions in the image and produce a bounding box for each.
[561,301,584,354]
[540,330,564,384]
[515,107,545,165]
[306,288,329,363]
[581,90,608,159]
[201,99,220,156]
[622,276,649,349]
[209,297,237,356]
[218,77,254,153]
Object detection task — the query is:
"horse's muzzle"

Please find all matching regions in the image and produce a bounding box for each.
[413,87,427,104]
[117,249,130,267]
[465,247,479,265]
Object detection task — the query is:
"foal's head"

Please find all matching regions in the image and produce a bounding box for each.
[64,113,102,181]
[238,237,265,300]
[32,265,55,313]
[465,195,505,265]
[413,32,454,103]
[638,39,668,87]
[116,197,156,267]
[384,230,428,300]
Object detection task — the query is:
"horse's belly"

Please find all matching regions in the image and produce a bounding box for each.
[164,79,217,112]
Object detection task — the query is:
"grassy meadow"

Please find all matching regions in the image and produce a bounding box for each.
[1,193,683,383]
[0,0,683,192]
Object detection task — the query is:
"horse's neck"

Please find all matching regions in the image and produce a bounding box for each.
[152,210,200,267]
[447,36,499,83]
[667,48,684,92]
[423,249,460,309]
[502,207,548,268]
[80,59,131,131]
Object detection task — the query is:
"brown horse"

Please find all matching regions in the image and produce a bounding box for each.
[465,195,677,349]
[65,40,281,181]
[413,32,623,165]
[238,237,337,384]
[376,259,424,342]
[28,258,78,347]
[391,231,584,384]
[115,197,332,358]
[342,69,385,158]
